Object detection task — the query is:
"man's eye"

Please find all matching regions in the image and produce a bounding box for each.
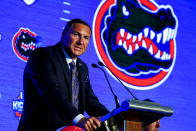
[85,37,89,40]
[73,33,79,37]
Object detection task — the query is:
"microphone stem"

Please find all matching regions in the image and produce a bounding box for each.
[103,65,138,100]
[99,67,120,108]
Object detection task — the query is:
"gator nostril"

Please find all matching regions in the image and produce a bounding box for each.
[166,8,173,20]
[156,9,167,20]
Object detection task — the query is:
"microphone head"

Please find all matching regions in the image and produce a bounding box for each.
[98,61,104,66]
[92,64,98,68]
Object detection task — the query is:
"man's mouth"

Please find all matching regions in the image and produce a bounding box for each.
[74,46,82,51]
[116,27,176,61]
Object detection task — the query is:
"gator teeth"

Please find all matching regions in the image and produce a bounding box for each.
[120,29,125,37]
[135,43,139,50]
[155,50,160,59]
[148,44,153,55]
[132,35,137,43]
[161,51,166,60]
[117,28,174,61]
[118,39,123,46]
[157,33,162,43]
[168,54,171,59]
[127,33,132,40]
[138,32,142,42]
[165,53,169,60]
[167,28,172,41]
[123,41,127,50]
[150,30,155,40]
[144,28,149,38]
[127,44,132,55]
[142,40,147,49]
[162,28,168,44]
[162,51,171,60]
[166,53,171,60]
[171,29,176,39]
[119,27,175,45]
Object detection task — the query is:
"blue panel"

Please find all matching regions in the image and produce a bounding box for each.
[0,0,196,130]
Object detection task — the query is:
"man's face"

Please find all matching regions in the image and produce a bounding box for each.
[144,120,160,131]
[63,23,91,59]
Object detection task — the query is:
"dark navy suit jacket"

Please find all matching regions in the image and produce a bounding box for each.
[18,43,109,131]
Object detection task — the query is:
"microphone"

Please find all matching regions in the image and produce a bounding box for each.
[92,64,120,108]
[98,61,138,100]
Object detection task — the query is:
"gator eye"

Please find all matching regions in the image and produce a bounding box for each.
[22,35,26,39]
[122,5,129,16]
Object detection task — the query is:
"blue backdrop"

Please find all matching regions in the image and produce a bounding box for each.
[0,0,196,130]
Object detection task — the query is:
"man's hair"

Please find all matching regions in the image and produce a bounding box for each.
[62,18,92,37]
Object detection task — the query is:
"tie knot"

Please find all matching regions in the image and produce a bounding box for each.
[69,61,76,68]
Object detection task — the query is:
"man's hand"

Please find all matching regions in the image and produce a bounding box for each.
[77,116,101,131]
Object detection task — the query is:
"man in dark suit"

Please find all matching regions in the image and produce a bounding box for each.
[18,19,109,131]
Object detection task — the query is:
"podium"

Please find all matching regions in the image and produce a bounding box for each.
[99,99,173,131]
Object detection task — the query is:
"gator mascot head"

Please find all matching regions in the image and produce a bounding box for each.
[102,0,177,74]
[12,28,39,61]
[93,0,178,89]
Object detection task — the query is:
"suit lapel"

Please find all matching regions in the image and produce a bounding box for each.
[55,44,72,101]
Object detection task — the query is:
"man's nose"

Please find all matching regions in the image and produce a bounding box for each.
[77,37,84,44]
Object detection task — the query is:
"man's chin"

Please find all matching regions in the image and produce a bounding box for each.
[72,52,84,58]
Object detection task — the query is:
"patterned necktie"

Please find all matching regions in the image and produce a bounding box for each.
[69,61,79,109]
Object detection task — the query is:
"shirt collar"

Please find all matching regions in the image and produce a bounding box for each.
[61,46,77,65]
